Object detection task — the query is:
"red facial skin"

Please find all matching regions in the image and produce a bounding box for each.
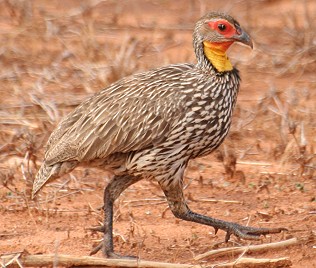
[208,20,237,37]
[206,20,238,52]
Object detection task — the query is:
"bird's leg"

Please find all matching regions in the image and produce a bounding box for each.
[90,174,142,258]
[159,181,286,242]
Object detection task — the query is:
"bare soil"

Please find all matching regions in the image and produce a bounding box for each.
[0,0,315,267]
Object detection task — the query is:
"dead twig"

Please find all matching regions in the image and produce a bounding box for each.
[196,198,243,204]
[214,257,291,268]
[0,252,23,268]
[1,253,198,268]
[0,253,293,268]
[194,237,297,260]
[237,161,272,166]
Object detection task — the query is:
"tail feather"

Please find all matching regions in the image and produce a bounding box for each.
[32,161,78,198]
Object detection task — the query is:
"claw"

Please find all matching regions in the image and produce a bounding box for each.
[214,227,218,234]
[225,231,232,242]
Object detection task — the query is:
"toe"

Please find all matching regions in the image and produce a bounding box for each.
[90,242,103,255]
[88,225,105,233]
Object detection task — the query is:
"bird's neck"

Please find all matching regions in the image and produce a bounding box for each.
[203,41,233,72]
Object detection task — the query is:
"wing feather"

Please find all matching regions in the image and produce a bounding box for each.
[44,63,194,166]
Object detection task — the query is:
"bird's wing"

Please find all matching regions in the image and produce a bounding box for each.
[44,63,194,166]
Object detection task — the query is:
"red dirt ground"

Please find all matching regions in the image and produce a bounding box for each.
[0,0,315,267]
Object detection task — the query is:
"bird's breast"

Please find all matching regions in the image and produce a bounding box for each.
[179,77,239,158]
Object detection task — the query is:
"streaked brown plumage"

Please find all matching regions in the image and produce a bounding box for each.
[33,12,285,258]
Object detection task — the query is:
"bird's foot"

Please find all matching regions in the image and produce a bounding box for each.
[89,225,136,259]
[215,222,287,242]
[90,240,136,259]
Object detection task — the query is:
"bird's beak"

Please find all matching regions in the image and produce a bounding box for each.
[234,27,253,49]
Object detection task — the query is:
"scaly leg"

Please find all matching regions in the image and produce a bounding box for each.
[159,180,286,242]
[90,174,142,258]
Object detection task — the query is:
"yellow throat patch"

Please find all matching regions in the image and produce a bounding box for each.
[203,41,233,72]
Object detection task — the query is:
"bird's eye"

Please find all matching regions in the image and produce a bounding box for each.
[218,24,226,31]
[208,20,233,34]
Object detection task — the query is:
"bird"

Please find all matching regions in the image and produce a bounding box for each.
[32,12,286,258]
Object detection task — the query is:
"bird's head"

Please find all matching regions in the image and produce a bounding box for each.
[193,12,253,72]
